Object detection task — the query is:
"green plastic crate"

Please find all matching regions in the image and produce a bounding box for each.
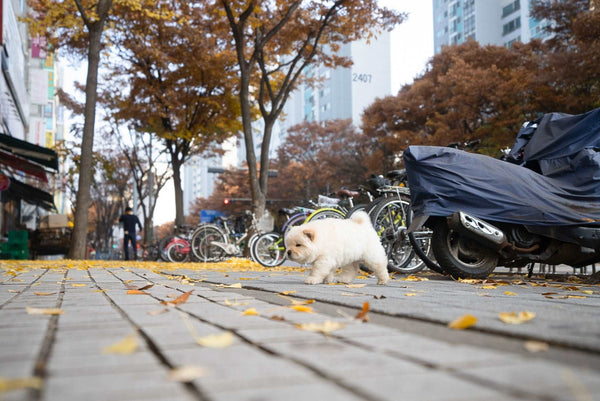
[8,230,28,245]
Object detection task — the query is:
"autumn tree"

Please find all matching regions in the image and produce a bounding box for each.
[27,0,138,259]
[102,1,241,227]
[361,0,600,166]
[214,0,404,217]
[109,124,171,244]
[530,0,600,112]
[361,40,546,163]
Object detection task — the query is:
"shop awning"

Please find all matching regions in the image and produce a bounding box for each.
[0,133,58,171]
[3,177,55,210]
[0,149,48,182]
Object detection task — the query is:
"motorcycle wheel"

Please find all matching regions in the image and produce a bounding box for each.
[431,220,498,279]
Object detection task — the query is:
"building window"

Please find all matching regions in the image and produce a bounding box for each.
[502,0,520,18]
[502,17,521,36]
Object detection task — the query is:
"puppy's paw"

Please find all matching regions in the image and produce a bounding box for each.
[304,276,322,285]
[376,276,390,285]
[335,277,353,284]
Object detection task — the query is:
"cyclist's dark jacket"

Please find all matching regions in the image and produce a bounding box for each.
[119,214,142,235]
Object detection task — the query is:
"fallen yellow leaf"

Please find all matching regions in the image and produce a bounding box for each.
[281,290,296,295]
[126,290,149,295]
[567,295,587,299]
[295,321,347,334]
[345,283,367,288]
[168,365,207,382]
[401,275,429,282]
[0,376,43,393]
[215,283,242,288]
[289,305,313,313]
[498,311,536,324]
[33,292,56,296]
[196,332,235,348]
[102,334,138,354]
[26,307,64,316]
[448,314,477,330]
[242,308,259,316]
[524,341,549,353]
[405,293,417,297]
[504,291,517,296]
[93,289,107,293]
[580,290,594,295]
[71,283,86,287]
[480,285,497,290]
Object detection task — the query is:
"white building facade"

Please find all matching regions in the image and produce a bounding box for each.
[433,0,552,53]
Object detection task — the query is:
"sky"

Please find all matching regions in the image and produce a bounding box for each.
[62,1,434,226]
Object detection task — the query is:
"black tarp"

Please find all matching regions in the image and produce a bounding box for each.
[404,108,600,226]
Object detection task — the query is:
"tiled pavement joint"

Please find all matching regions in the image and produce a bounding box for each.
[128,269,382,401]
[30,269,66,401]
[89,268,212,401]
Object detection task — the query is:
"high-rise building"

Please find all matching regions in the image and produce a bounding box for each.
[433,0,552,53]
[276,31,392,143]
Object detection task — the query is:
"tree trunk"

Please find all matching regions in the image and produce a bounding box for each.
[171,156,185,227]
[68,25,103,259]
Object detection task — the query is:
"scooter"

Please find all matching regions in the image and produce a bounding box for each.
[404,107,600,279]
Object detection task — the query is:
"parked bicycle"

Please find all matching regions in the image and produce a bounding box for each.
[191,211,272,262]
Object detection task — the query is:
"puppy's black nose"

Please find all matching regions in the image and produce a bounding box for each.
[287,250,292,257]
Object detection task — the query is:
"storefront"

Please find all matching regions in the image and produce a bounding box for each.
[0,133,58,237]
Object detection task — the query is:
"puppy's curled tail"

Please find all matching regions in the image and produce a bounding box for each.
[349,210,372,226]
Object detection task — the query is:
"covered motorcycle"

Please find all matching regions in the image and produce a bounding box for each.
[404,107,600,278]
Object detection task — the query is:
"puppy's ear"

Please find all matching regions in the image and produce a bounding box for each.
[302,228,315,242]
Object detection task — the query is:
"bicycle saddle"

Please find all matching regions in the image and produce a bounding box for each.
[337,189,360,198]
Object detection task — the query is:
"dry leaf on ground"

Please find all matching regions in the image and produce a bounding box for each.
[289,305,314,313]
[401,275,429,282]
[33,292,56,296]
[195,332,235,348]
[498,311,536,324]
[169,365,207,382]
[102,333,138,354]
[448,314,477,330]
[162,290,193,307]
[355,302,370,322]
[126,290,149,295]
[345,283,367,288]
[242,308,259,316]
[0,376,43,393]
[295,321,347,334]
[524,341,549,353]
[26,307,64,315]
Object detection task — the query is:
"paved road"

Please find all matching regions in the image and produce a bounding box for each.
[1,263,599,401]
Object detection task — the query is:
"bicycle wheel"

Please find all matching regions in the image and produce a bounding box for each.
[190,224,228,261]
[370,196,424,274]
[158,235,175,261]
[166,242,190,263]
[305,208,346,223]
[252,232,285,267]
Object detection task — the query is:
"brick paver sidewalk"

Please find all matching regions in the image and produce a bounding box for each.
[1,264,599,401]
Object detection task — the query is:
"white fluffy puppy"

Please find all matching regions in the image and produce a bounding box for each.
[284,211,389,285]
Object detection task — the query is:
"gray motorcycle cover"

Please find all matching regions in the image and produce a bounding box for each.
[404,108,600,226]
